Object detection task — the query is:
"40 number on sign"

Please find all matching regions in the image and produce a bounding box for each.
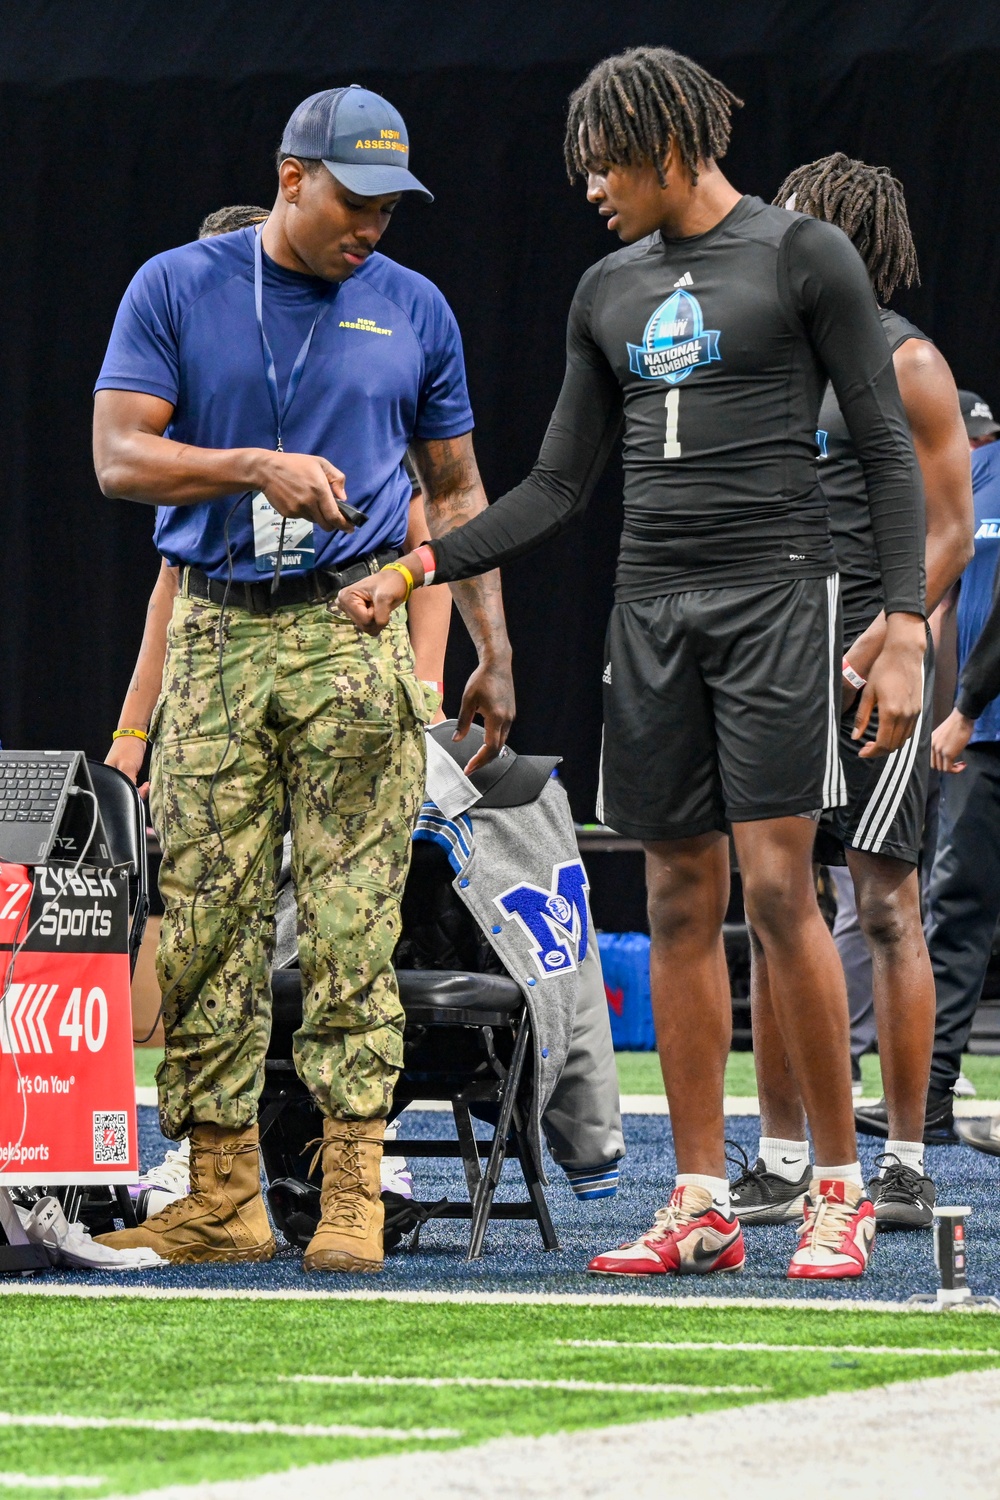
[1,984,109,1056]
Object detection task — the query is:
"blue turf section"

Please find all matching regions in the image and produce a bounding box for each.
[37,1105,1000,1299]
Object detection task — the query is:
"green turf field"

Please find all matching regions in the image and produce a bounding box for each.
[2,1293,999,1498]
[612,1049,1000,1099]
[133,1048,1000,1098]
[133,1050,161,1088]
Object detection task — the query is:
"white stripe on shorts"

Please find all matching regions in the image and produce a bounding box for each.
[824,575,847,809]
[595,727,606,824]
[851,662,925,853]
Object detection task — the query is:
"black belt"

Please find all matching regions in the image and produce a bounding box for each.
[183,548,401,615]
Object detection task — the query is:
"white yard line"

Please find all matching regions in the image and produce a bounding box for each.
[557,1338,1000,1357]
[0,1283,959,1312]
[135,1089,455,1111]
[135,1089,1000,1116]
[618,1093,1000,1116]
[136,1087,1000,1116]
[99,1367,1000,1500]
[0,1414,458,1441]
[278,1373,765,1395]
[2,1282,995,1313]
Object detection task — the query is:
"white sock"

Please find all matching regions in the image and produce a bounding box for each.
[676,1173,732,1216]
[814,1161,864,1190]
[758,1137,810,1182]
[883,1139,925,1175]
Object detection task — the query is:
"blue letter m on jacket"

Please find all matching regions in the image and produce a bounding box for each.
[495,860,590,978]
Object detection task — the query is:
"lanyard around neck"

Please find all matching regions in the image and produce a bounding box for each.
[253,227,334,451]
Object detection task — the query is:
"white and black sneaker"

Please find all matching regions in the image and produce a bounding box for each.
[956,1117,1000,1156]
[868,1153,936,1230]
[727,1143,810,1224]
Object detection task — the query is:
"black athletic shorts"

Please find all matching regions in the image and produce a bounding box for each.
[815,626,933,867]
[597,576,845,841]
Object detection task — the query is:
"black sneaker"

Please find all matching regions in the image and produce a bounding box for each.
[868,1154,936,1229]
[726,1142,810,1224]
[854,1092,957,1145]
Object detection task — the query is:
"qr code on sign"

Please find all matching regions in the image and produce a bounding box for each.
[93,1112,129,1165]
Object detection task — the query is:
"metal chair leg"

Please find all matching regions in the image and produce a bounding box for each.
[453,1102,483,1200]
[467,1015,531,1261]
[510,1106,560,1251]
[60,1186,82,1224]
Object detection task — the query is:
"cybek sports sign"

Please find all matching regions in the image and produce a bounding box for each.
[0,861,137,1185]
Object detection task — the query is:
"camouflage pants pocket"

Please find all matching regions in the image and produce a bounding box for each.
[294,1015,405,1121]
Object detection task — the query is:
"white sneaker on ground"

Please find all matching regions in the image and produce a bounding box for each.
[20,1197,167,1270]
[953,1071,977,1099]
[381,1119,412,1198]
[130,1138,191,1222]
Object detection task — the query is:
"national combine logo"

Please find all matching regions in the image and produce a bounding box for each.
[627,288,721,385]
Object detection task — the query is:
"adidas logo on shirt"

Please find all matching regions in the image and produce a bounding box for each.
[673,271,694,288]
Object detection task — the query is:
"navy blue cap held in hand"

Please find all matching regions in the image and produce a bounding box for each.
[280,85,433,203]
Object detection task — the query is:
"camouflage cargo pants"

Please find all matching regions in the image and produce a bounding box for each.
[149,585,427,1140]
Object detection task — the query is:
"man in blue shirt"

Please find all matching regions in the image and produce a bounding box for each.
[917,404,1000,1139]
[91,86,514,1274]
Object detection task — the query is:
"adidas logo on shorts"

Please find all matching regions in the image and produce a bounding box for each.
[602,663,612,685]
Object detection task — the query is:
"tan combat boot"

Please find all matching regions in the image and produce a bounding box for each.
[303,1117,385,1274]
[95,1122,276,1264]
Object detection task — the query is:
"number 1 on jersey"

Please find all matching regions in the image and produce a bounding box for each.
[663,388,681,459]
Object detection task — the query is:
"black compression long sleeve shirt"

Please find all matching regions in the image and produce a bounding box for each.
[957,566,1000,719]
[431,196,925,616]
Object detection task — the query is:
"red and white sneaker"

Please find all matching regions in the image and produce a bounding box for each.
[787,1177,875,1280]
[587,1185,745,1276]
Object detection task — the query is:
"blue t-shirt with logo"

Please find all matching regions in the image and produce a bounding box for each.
[957,441,1000,743]
[95,226,473,581]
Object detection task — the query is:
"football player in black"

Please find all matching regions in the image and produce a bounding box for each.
[340,49,928,1279]
[731,157,972,1232]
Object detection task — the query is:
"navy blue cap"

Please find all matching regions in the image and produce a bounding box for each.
[280,86,433,203]
[959,390,1000,439]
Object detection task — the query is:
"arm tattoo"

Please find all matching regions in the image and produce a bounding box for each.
[410,435,511,659]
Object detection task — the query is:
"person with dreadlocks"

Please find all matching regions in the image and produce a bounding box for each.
[730,156,971,1233]
[339,47,928,1280]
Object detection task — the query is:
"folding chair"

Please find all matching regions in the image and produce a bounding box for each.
[86,759,150,973]
[260,966,559,1261]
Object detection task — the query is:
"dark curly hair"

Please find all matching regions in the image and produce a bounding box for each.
[774,153,919,303]
[564,46,743,186]
[198,204,270,239]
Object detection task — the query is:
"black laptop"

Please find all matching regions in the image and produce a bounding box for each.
[0,751,112,866]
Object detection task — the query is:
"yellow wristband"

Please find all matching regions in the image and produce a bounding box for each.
[385,562,415,603]
[112,728,149,743]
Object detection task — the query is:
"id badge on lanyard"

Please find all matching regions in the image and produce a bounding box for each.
[252,228,333,578]
[251,493,314,573]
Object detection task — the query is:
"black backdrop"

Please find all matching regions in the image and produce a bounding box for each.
[2,1,1000,820]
